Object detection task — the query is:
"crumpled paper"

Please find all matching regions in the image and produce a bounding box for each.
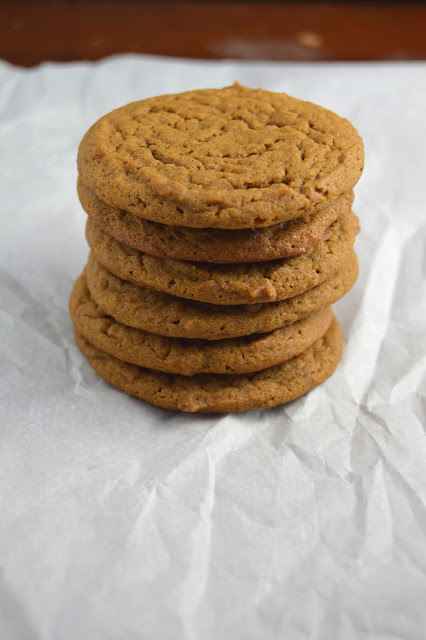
[0,55,425,640]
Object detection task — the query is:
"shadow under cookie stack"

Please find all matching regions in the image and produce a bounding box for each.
[70,84,363,413]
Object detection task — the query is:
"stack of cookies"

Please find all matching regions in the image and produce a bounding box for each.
[70,83,363,413]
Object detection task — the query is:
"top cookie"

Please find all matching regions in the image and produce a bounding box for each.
[77,83,363,229]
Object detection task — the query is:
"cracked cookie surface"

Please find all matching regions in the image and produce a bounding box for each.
[85,252,358,339]
[70,273,333,375]
[77,83,363,228]
[74,317,343,413]
[86,210,359,305]
[78,177,354,263]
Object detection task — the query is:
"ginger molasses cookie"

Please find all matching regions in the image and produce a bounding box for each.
[85,251,358,340]
[86,210,359,305]
[78,178,354,263]
[70,273,333,375]
[77,83,363,229]
[74,317,343,413]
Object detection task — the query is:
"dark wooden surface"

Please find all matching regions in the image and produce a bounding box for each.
[1,1,426,66]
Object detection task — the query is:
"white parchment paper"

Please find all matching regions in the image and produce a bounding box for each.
[0,56,425,640]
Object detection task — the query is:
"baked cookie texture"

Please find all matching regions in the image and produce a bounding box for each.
[78,177,354,263]
[74,317,343,413]
[85,252,358,340]
[71,83,363,412]
[85,210,359,305]
[77,83,363,229]
[70,273,334,375]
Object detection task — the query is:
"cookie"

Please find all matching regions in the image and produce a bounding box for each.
[77,83,364,229]
[78,177,354,263]
[86,210,358,305]
[85,251,358,340]
[70,273,334,375]
[74,316,343,413]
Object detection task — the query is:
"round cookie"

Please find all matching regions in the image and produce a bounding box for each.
[78,177,354,263]
[77,83,364,229]
[86,210,359,305]
[85,251,358,340]
[70,273,334,375]
[74,317,343,413]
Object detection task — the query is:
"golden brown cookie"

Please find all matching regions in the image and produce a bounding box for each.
[78,177,354,263]
[70,273,334,375]
[77,83,363,229]
[86,210,359,305]
[74,316,343,413]
[85,251,358,340]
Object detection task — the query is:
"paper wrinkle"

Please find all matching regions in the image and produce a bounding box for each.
[390,356,426,404]
[1,57,426,639]
[0,571,39,640]
[127,484,160,545]
[178,450,215,639]
[342,221,409,406]
[355,411,426,528]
